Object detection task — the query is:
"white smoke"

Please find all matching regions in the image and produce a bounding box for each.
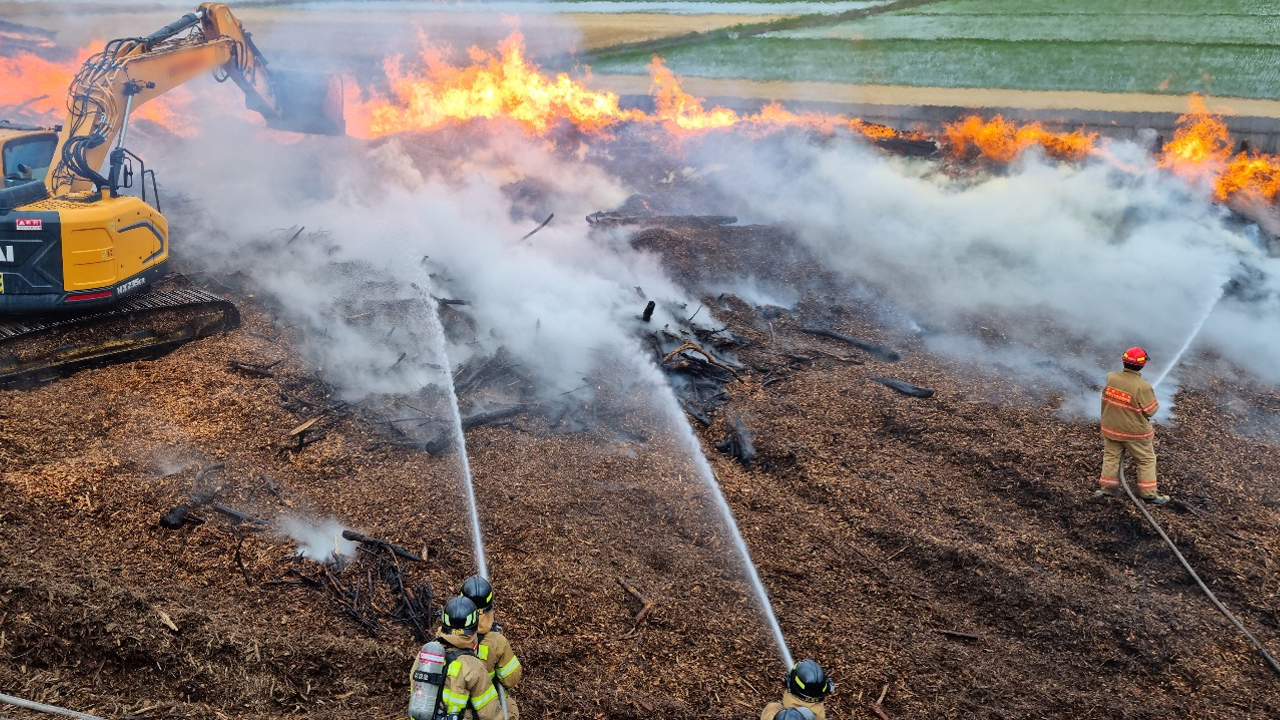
[144,112,704,400]
[277,515,358,564]
[127,65,1280,417]
[690,132,1280,400]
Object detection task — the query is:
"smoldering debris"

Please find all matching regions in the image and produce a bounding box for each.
[268,533,434,641]
[716,415,757,464]
[274,518,354,563]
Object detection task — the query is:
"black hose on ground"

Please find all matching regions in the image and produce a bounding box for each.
[1117,449,1280,676]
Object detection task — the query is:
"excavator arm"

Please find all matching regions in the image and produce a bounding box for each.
[48,2,343,195]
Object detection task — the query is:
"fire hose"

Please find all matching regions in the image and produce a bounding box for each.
[1116,449,1280,676]
[0,692,107,720]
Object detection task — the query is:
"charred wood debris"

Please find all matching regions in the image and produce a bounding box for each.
[158,464,437,642]
[263,533,435,642]
[153,222,933,636]
[643,291,932,465]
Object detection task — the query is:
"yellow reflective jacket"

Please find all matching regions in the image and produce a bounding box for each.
[434,634,502,720]
[760,691,826,720]
[478,630,522,689]
[1100,368,1158,441]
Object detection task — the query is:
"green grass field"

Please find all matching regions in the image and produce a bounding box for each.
[588,0,1280,99]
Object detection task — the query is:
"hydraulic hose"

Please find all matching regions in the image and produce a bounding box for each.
[1117,449,1280,676]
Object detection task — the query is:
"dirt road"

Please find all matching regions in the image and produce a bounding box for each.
[584,74,1280,118]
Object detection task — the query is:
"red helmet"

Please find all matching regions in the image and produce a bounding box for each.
[1122,346,1148,367]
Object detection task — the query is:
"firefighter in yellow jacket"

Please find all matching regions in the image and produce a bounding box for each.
[435,595,503,720]
[761,660,831,720]
[1097,346,1169,505]
[460,575,523,720]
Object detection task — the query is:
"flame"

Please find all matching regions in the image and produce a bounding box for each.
[1157,96,1280,204]
[32,32,1280,211]
[0,44,93,118]
[648,57,739,132]
[1158,95,1231,172]
[352,33,917,143]
[1216,153,1280,204]
[650,59,848,136]
[353,31,644,138]
[849,119,899,139]
[941,115,1097,162]
[0,40,190,135]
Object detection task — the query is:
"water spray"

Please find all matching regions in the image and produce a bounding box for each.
[653,368,794,669]
[1150,279,1228,389]
[421,291,489,578]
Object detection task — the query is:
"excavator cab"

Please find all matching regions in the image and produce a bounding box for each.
[0,127,57,188]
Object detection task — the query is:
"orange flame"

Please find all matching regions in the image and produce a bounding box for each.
[0,41,191,135]
[1158,96,1280,204]
[650,59,849,136]
[941,115,1097,162]
[1158,95,1232,171]
[1216,153,1280,204]
[0,45,92,118]
[352,33,919,143]
[648,57,740,132]
[353,31,644,138]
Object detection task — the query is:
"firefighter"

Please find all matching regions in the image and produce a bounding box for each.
[459,575,522,719]
[1096,346,1169,505]
[760,659,831,720]
[773,710,816,720]
[436,595,503,720]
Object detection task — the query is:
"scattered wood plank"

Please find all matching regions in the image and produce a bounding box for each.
[800,327,902,362]
[211,504,271,527]
[617,577,655,631]
[679,398,711,426]
[341,530,426,563]
[289,417,320,436]
[663,341,739,378]
[519,213,555,242]
[461,405,526,430]
[870,682,892,719]
[227,360,277,378]
[869,376,935,399]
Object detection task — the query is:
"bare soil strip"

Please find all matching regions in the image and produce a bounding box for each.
[583,74,1280,118]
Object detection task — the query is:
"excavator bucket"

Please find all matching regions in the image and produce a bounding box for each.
[266,70,345,136]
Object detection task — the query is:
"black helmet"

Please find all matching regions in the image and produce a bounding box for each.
[440,596,480,636]
[775,710,816,720]
[785,659,832,702]
[460,575,494,612]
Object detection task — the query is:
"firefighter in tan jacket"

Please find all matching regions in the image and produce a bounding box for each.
[761,660,831,720]
[460,576,522,720]
[1097,346,1168,505]
[435,596,503,720]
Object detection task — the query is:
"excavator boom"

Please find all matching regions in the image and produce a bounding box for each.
[49,2,343,195]
[0,3,343,386]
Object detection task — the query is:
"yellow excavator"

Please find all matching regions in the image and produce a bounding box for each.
[0,3,343,386]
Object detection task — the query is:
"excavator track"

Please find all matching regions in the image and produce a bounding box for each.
[0,287,240,388]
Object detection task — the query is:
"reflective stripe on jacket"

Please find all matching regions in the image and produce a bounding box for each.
[478,630,523,689]
[761,692,826,720]
[438,635,503,720]
[1100,369,1157,441]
